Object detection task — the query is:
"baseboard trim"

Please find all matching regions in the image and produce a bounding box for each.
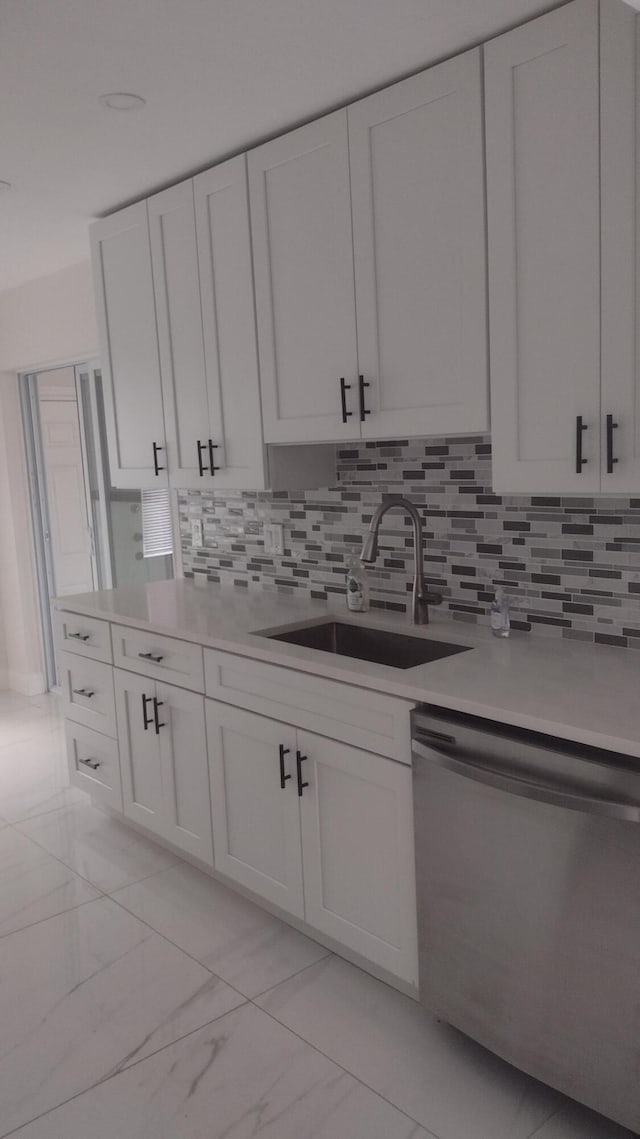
[8,669,47,696]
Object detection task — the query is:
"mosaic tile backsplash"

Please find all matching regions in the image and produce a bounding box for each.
[179,434,640,649]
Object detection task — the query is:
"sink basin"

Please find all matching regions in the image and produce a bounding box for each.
[262,621,471,670]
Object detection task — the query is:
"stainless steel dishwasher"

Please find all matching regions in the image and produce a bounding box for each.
[412,705,640,1133]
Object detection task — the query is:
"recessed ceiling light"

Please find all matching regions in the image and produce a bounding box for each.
[99,92,146,112]
[0,180,11,191]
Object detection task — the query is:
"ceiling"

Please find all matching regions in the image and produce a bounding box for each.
[0,0,580,292]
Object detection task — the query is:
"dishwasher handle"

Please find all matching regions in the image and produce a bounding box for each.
[412,733,640,823]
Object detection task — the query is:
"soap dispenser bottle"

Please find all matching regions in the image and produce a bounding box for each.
[346,556,370,613]
[490,587,510,638]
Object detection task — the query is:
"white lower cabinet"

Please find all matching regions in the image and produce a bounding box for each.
[206,699,418,984]
[205,703,304,917]
[65,720,122,811]
[115,668,213,865]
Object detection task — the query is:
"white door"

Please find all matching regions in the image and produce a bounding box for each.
[194,156,268,490]
[249,110,359,444]
[206,702,304,917]
[114,669,164,836]
[349,50,488,440]
[90,202,167,488]
[39,395,96,596]
[298,730,418,984]
[485,0,601,493]
[600,0,640,493]
[148,179,212,490]
[157,682,213,864]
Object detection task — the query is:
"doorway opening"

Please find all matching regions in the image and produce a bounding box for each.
[21,362,173,690]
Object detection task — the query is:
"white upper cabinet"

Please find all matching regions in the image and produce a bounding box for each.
[348,49,488,440]
[249,111,360,443]
[90,203,167,489]
[193,156,268,490]
[148,179,212,490]
[485,0,601,493]
[600,0,640,493]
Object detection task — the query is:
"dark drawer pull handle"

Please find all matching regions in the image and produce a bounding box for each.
[575,415,588,473]
[296,750,309,797]
[606,413,619,475]
[68,632,90,642]
[339,378,352,424]
[138,651,164,663]
[279,744,291,790]
[73,688,95,699]
[153,697,165,734]
[358,375,370,422]
[208,439,220,474]
[197,440,207,477]
[79,757,101,771]
[142,693,153,731]
[152,441,165,476]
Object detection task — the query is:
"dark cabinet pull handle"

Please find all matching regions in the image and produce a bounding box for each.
[279,744,291,790]
[68,632,90,642]
[358,375,370,422]
[606,414,619,475]
[153,697,165,734]
[575,416,588,473]
[79,757,101,771]
[142,693,153,731]
[296,750,309,797]
[73,688,95,698]
[339,378,352,424]
[197,440,207,477]
[152,442,165,476]
[138,651,164,663]
[208,440,220,474]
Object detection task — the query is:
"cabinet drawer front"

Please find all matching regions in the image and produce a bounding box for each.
[59,652,116,738]
[65,721,122,811]
[54,611,112,663]
[204,649,413,762]
[112,624,204,692]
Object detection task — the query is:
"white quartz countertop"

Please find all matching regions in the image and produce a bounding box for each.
[55,578,640,759]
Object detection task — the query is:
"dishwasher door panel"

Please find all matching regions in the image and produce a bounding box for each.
[414,756,640,1132]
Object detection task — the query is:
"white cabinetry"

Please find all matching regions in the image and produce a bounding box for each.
[115,668,213,864]
[249,111,359,444]
[485,0,640,495]
[206,698,417,983]
[250,52,487,446]
[90,203,167,489]
[349,49,487,440]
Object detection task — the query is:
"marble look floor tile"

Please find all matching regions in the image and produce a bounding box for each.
[0,826,100,936]
[110,861,331,998]
[17,801,178,891]
[256,955,562,1139]
[10,1003,430,1139]
[0,896,245,1136]
[530,1102,637,1138]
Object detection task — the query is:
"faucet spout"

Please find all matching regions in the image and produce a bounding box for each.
[360,495,438,625]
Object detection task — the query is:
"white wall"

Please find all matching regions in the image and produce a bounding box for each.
[0,260,97,693]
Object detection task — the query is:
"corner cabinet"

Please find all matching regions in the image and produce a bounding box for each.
[90,203,167,488]
[486,0,640,494]
[250,50,488,446]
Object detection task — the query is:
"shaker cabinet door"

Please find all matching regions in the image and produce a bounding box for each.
[148,179,212,490]
[600,0,640,493]
[349,49,488,441]
[249,110,359,444]
[485,0,601,493]
[157,682,213,865]
[115,669,165,837]
[90,203,167,488]
[298,730,418,984]
[206,701,304,917]
[194,156,268,490]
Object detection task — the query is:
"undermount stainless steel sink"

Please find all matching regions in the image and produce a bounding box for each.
[262,621,471,670]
